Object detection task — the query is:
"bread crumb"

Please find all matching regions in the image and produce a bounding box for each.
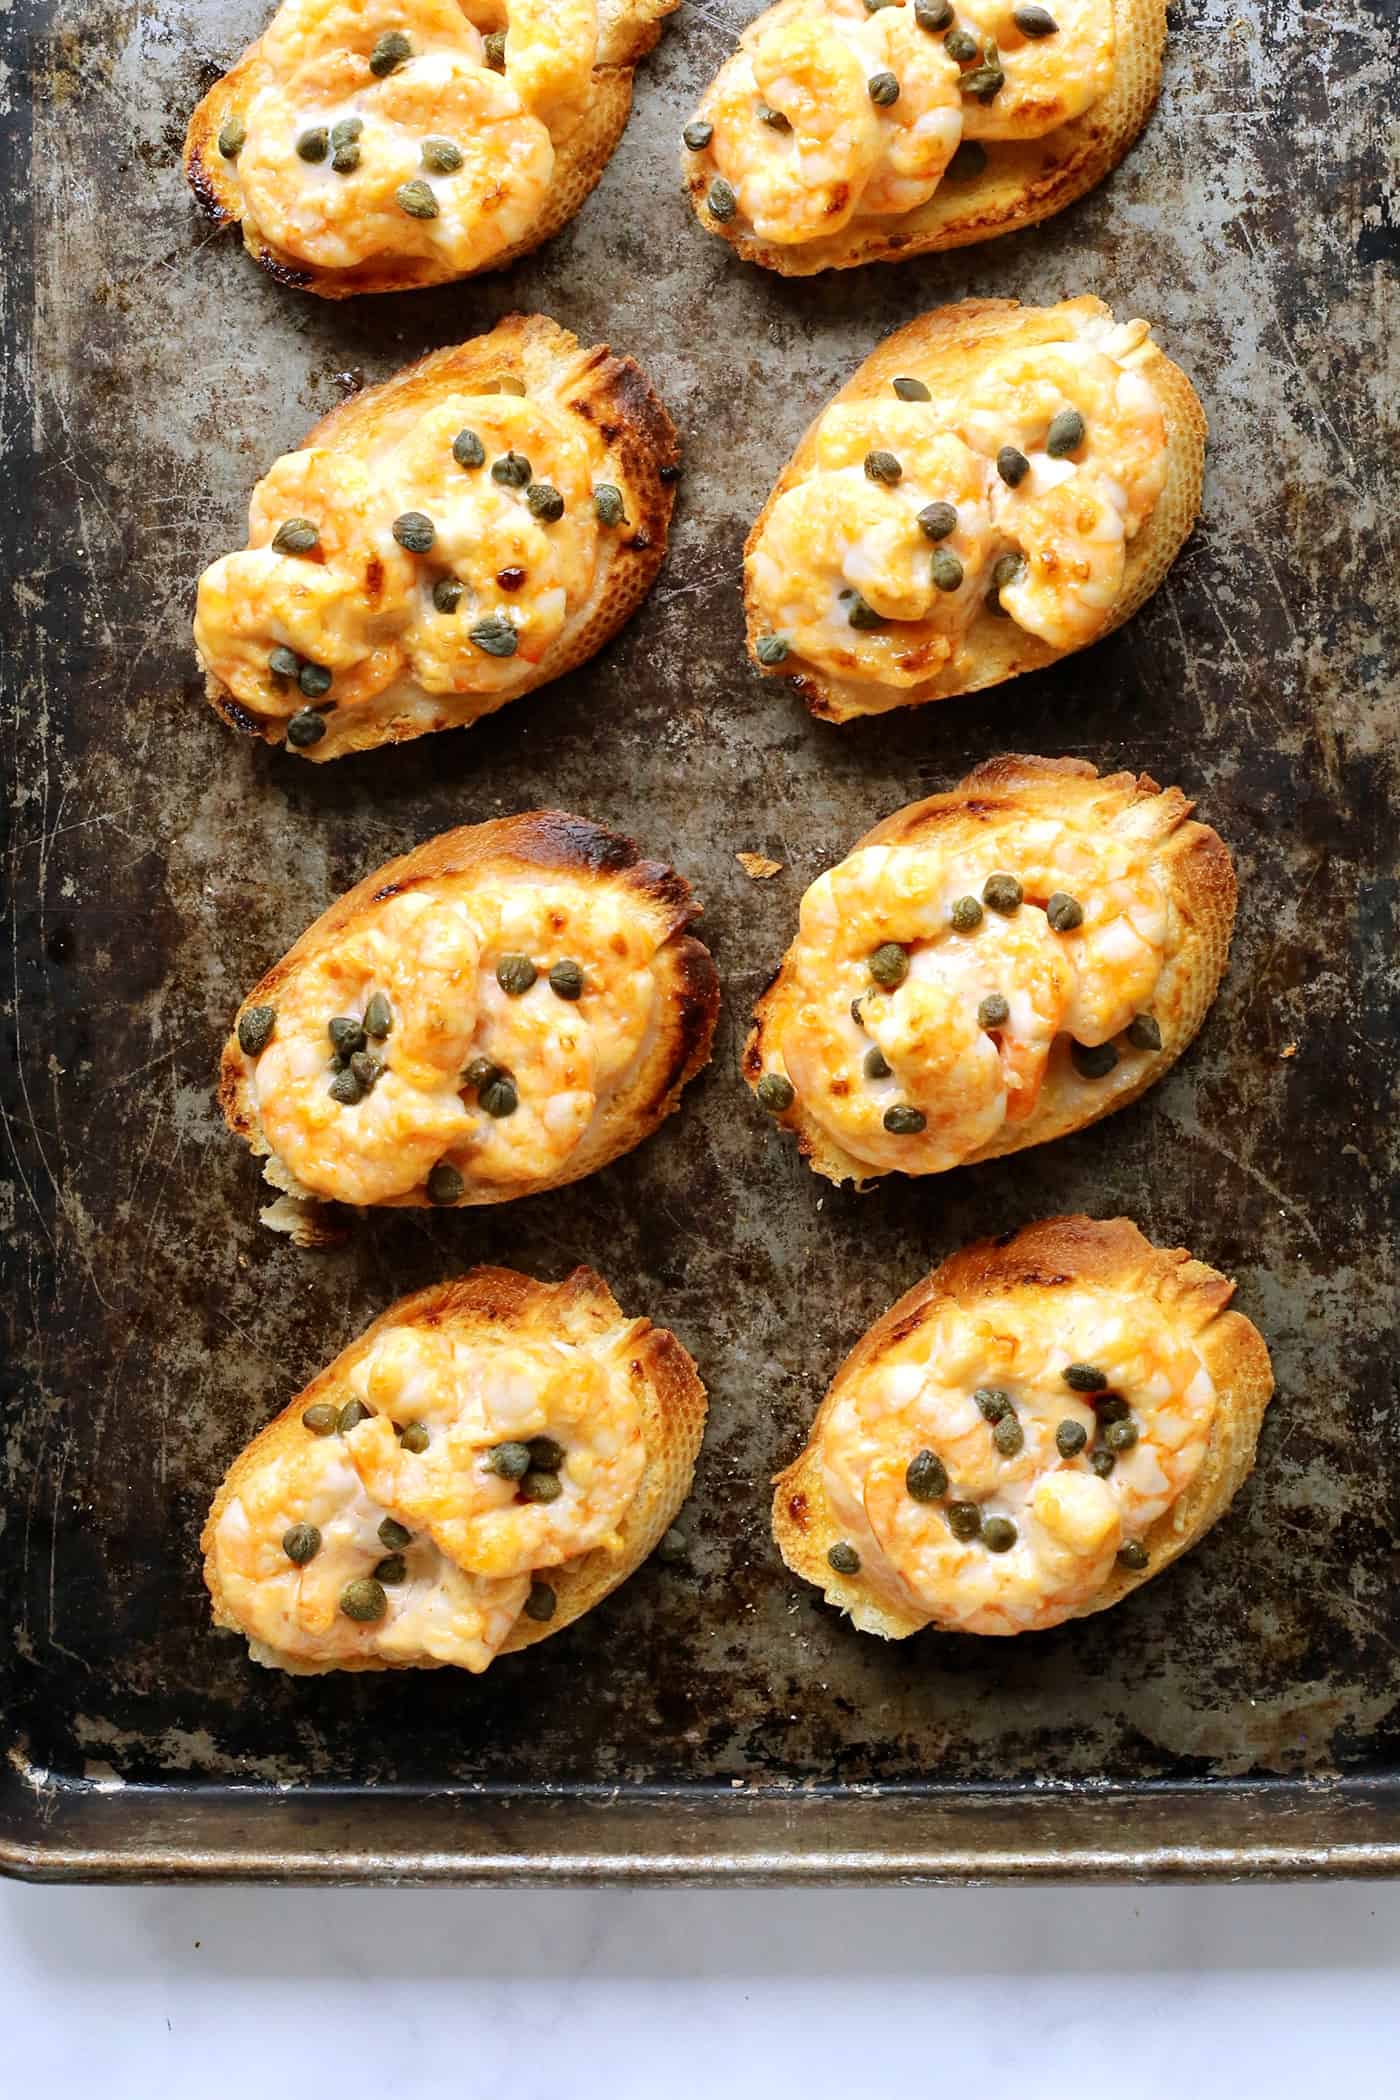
[1280,1043,1297,1059]
[736,851,783,880]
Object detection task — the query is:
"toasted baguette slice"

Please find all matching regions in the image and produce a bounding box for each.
[773,1216,1275,1637]
[745,297,1205,722]
[186,0,676,296]
[196,314,679,761]
[745,755,1235,1186]
[204,1266,708,1674]
[221,810,720,1230]
[682,0,1164,275]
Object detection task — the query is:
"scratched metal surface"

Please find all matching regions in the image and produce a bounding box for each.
[2,0,1397,1880]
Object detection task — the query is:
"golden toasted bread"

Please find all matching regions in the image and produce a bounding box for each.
[204,1266,708,1673]
[745,755,1235,1185]
[195,314,679,761]
[221,810,720,1231]
[773,1216,1274,1637]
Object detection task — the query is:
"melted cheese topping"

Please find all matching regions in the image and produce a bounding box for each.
[211,1316,645,1671]
[241,872,670,1206]
[819,1285,1216,1634]
[693,0,1112,245]
[223,0,597,276]
[747,315,1167,689]
[758,803,1170,1173]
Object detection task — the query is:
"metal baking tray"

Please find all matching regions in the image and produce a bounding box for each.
[3,0,1396,1884]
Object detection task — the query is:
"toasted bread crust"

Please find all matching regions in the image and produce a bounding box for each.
[683,0,1164,273]
[185,0,677,296]
[744,755,1235,1185]
[744,297,1206,722]
[199,314,680,761]
[772,1216,1275,1638]
[220,809,721,1212]
[203,1265,709,1671]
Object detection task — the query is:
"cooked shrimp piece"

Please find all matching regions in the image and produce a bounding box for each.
[492,0,598,129]
[855,8,963,214]
[707,19,882,243]
[957,343,1167,535]
[955,0,1115,140]
[996,475,1127,648]
[194,546,409,717]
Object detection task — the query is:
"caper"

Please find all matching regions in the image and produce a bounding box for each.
[527,1436,566,1472]
[919,501,959,541]
[350,1050,384,1092]
[1095,1393,1130,1424]
[905,1449,949,1505]
[328,1068,363,1105]
[756,1072,795,1113]
[982,1516,1017,1553]
[1014,1,1059,27]
[480,1076,518,1118]
[296,127,328,163]
[1046,407,1086,457]
[1090,1448,1116,1478]
[400,1422,430,1454]
[869,942,909,989]
[915,0,953,24]
[328,1018,366,1058]
[372,1553,406,1585]
[950,895,983,933]
[421,136,463,174]
[452,430,485,473]
[272,517,319,556]
[269,644,301,680]
[487,1442,532,1481]
[982,872,1022,914]
[464,1056,501,1091]
[526,482,565,522]
[707,176,738,221]
[496,953,537,996]
[282,1522,321,1565]
[975,1388,1012,1423]
[238,1005,276,1056]
[1071,1038,1119,1079]
[864,449,902,485]
[483,30,506,68]
[520,1468,562,1503]
[593,483,626,526]
[863,1045,891,1080]
[369,29,412,74]
[827,1541,861,1575]
[396,178,438,218]
[945,139,987,178]
[302,1403,339,1437]
[755,631,790,666]
[337,1399,373,1433]
[298,663,332,701]
[1127,1012,1162,1051]
[1055,1418,1088,1458]
[1063,1363,1107,1391]
[549,958,585,1000]
[978,992,1010,1029]
[361,992,392,1041]
[1117,1539,1149,1571]
[217,116,246,159]
[425,1160,464,1205]
[683,118,714,151]
[945,26,979,58]
[892,376,931,401]
[931,549,964,592]
[757,101,791,130]
[997,445,1030,488]
[372,1517,409,1553]
[331,143,361,173]
[469,613,518,657]
[340,1577,387,1622]
[1105,1417,1139,1453]
[524,1580,557,1622]
[962,62,1004,100]
[1046,891,1084,932]
[330,117,363,150]
[392,510,435,553]
[883,1104,927,1134]
[947,1502,981,1541]
[992,1415,1023,1458]
[845,590,884,629]
[868,69,900,104]
[491,450,532,487]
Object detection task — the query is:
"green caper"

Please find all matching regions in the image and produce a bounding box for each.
[369,29,412,74]
[869,942,909,988]
[883,1104,927,1134]
[892,376,932,401]
[480,1076,519,1118]
[328,1017,366,1058]
[452,428,485,471]
[962,62,1004,99]
[868,69,900,104]
[464,1056,501,1091]
[1127,1012,1162,1052]
[1014,1,1059,27]
[1055,1419,1088,1457]
[330,116,363,150]
[827,1541,861,1575]
[945,26,979,58]
[332,142,361,173]
[350,1050,384,1092]
[945,139,988,178]
[496,953,538,996]
[302,1402,339,1437]
[268,644,301,680]
[864,449,903,485]
[421,136,463,174]
[978,993,1010,1029]
[1090,1448,1116,1478]
[997,445,1029,487]
[392,511,435,553]
[707,177,738,221]
[906,1449,949,1502]
[1071,1038,1119,1079]
[238,1005,276,1056]
[527,1436,565,1472]
[982,1515,1017,1553]
[915,0,953,24]
[396,178,438,218]
[1046,407,1086,457]
[683,118,714,151]
[337,1399,373,1433]
[483,30,506,68]
[272,517,319,556]
[992,1415,1024,1458]
[864,1045,891,1080]
[756,1072,795,1113]
[296,127,328,163]
[1063,1363,1107,1391]
[757,101,791,130]
[298,662,332,699]
[282,1522,321,1565]
[373,1553,407,1585]
[950,895,983,933]
[990,553,1024,593]
[931,549,964,592]
[524,1580,557,1622]
[974,1387,1011,1422]
[491,450,532,487]
[362,992,392,1040]
[1094,1393,1130,1424]
[1105,1417,1139,1453]
[340,1577,387,1622]
[469,613,518,657]
[400,1422,430,1454]
[520,1468,562,1503]
[1046,891,1084,932]
[526,481,565,522]
[919,500,959,541]
[844,590,884,629]
[947,1502,981,1541]
[549,958,585,1000]
[593,483,626,526]
[1117,1539,1149,1571]
[486,1442,532,1481]
[377,1517,411,1552]
[755,632,790,666]
[982,872,1022,914]
[218,116,246,159]
[426,1159,464,1205]
[328,1068,364,1105]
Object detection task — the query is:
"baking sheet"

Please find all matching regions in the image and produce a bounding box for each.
[2,0,1397,1881]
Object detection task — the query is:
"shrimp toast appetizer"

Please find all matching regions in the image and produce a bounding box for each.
[204,1266,708,1674]
[683,0,1163,273]
[186,0,676,295]
[746,298,1204,721]
[221,810,720,1231]
[774,1216,1274,1637]
[745,755,1233,1186]
[194,315,678,761]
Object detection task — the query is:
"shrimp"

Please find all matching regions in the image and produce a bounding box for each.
[996,475,1127,648]
[458,0,598,131]
[706,19,882,243]
[855,7,963,215]
[954,0,1115,140]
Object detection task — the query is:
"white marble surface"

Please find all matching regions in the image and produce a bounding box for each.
[5,1880,1400,2089]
